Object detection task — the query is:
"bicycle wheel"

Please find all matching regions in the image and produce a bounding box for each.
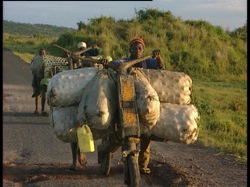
[100,152,112,175]
[127,155,140,187]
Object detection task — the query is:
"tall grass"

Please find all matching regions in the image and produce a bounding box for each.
[3,33,58,63]
[191,79,247,161]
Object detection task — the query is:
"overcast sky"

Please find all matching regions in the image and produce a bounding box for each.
[3,0,247,31]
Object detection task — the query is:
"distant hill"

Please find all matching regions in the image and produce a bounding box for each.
[3,20,76,38]
[2,9,247,81]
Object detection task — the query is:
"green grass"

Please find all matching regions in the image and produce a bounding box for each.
[3,33,58,63]
[191,78,247,162]
[3,33,247,163]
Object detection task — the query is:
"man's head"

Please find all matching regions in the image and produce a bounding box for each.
[129,38,145,59]
[39,48,46,56]
[78,42,87,50]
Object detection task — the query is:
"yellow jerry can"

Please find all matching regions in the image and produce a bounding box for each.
[77,125,95,153]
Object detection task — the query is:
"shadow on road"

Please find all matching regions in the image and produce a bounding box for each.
[149,159,189,186]
[3,163,122,184]
[3,112,49,125]
[3,112,47,117]
[3,159,189,186]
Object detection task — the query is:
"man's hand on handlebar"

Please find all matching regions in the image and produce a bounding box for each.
[152,49,161,58]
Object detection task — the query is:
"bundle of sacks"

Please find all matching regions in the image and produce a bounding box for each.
[47,67,199,145]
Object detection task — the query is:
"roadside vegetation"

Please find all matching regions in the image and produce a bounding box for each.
[3,9,247,162]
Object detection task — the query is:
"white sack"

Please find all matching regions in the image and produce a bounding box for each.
[49,105,112,142]
[49,103,199,144]
[142,69,192,104]
[47,67,99,107]
[47,67,192,107]
[49,105,78,143]
[30,55,44,78]
[141,103,200,144]
[132,69,160,129]
[77,68,118,130]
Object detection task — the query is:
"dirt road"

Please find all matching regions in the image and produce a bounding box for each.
[3,48,247,187]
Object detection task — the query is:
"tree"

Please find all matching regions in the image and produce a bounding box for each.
[77,21,87,30]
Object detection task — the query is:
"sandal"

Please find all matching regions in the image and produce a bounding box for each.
[140,167,151,174]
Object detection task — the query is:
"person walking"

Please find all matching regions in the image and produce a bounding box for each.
[111,37,164,174]
[69,42,108,171]
[30,48,47,115]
